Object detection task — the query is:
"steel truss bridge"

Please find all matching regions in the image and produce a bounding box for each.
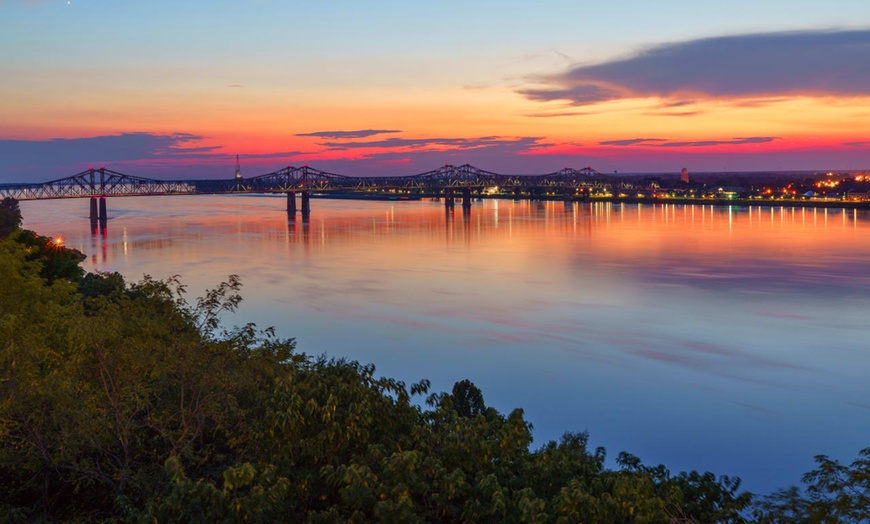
[0,164,626,201]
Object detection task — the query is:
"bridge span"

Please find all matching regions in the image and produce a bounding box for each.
[1,163,614,199]
[1,163,620,231]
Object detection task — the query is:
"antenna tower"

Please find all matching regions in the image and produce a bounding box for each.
[235,154,242,179]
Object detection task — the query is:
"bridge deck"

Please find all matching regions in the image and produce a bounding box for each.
[1,164,618,201]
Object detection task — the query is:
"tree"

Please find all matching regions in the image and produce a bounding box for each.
[752,486,810,523]
[0,239,80,518]
[0,197,22,238]
[12,229,85,283]
[451,379,485,418]
[0,239,295,520]
[79,271,127,301]
[753,449,870,523]
[670,470,751,523]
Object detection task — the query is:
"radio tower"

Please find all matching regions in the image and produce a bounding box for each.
[234,154,242,179]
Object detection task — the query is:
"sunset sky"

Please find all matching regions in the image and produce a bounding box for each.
[2,0,870,181]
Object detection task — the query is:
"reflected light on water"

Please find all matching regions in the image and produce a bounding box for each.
[19,195,870,494]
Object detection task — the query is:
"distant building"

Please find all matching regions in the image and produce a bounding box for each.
[680,167,690,183]
[717,186,746,199]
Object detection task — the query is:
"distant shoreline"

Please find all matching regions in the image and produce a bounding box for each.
[311,191,870,210]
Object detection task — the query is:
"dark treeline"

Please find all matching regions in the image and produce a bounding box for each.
[1,197,868,523]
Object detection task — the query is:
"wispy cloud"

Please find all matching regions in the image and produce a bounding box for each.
[524,110,593,118]
[662,100,696,108]
[658,136,779,148]
[519,29,870,106]
[599,137,777,148]
[317,136,544,152]
[643,110,704,117]
[600,138,666,146]
[296,129,401,139]
[462,83,494,91]
[844,140,870,147]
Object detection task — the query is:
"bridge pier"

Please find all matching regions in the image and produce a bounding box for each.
[99,195,107,231]
[462,187,472,209]
[287,191,297,214]
[445,189,455,208]
[90,196,99,231]
[301,190,310,215]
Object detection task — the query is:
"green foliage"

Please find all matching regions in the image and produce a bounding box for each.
[11,229,86,283]
[79,271,126,301]
[752,486,810,523]
[670,471,750,523]
[0,239,81,519]
[753,449,870,523]
[0,197,22,238]
[451,378,486,418]
[1,239,294,520]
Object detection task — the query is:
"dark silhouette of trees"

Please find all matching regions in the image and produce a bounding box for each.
[753,449,870,523]
[0,197,22,238]
[13,229,85,283]
[0,198,85,283]
[451,378,486,417]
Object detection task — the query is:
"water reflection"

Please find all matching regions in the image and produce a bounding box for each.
[18,195,870,494]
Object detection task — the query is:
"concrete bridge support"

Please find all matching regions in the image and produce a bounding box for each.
[462,187,472,209]
[90,196,99,231]
[287,191,297,214]
[445,189,455,208]
[301,190,311,215]
[89,195,108,232]
[99,196,107,231]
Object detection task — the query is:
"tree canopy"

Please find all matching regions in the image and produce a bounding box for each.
[0,197,23,238]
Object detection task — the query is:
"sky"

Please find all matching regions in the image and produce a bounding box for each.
[1,0,870,181]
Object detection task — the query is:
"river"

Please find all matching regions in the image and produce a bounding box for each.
[20,194,870,494]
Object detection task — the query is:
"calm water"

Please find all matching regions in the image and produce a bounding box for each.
[21,195,870,494]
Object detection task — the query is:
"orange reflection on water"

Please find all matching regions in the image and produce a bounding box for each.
[22,196,870,283]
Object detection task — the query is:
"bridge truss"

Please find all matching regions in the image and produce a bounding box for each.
[0,167,196,200]
[1,164,618,201]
